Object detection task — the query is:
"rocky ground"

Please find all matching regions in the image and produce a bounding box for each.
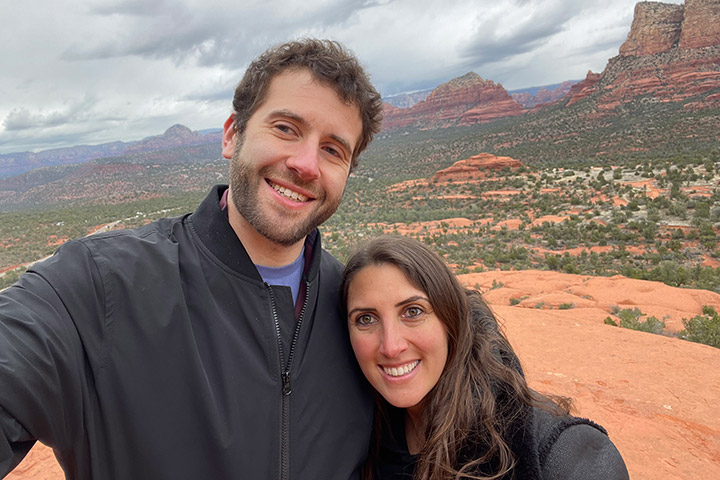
[8,270,720,480]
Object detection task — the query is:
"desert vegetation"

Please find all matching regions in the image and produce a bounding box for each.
[1,124,719,350]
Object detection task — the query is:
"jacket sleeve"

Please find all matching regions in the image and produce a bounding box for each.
[0,240,105,476]
[540,423,630,480]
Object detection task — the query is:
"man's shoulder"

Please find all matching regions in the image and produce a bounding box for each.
[76,213,188,250]
[319,247,343,271]
[40,213,191,278]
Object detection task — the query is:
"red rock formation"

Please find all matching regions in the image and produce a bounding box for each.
[564,71,603,106]
[533,81,577,105]
[618,2,684,56]
[679,0,720,49]
[382,72,525,131]
[431,153,523,182]
[563,0,720,112]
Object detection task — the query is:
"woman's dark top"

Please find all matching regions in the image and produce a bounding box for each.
[375,404,629,480]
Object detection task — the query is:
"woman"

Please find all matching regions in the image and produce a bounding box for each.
[341,236,629,480]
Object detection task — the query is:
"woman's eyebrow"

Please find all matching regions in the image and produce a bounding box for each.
[395,295,429,307]
[347,306,376,317]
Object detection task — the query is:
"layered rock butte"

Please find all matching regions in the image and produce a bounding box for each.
[566,0,720,109]
[381,72,526,130]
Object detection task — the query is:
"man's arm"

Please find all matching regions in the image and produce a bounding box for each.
[0,241,104,476]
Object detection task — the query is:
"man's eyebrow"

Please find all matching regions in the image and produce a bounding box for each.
[267,109,354,158]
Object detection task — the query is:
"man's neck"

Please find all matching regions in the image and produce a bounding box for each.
[226,201,305,267]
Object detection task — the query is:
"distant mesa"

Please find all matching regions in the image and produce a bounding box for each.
[123,124,213,154]
[510,81,577,109]
[0,124,221,179]
[381,72,525,131]
[431,153,523,183]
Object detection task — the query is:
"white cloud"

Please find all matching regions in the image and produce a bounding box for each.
[0,0,687,154]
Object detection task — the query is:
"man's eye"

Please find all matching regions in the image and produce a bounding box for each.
[323,145,343,159]
[275,124,294,134]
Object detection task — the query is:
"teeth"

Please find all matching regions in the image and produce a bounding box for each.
[383,360,419,377]
[271,182,308,202]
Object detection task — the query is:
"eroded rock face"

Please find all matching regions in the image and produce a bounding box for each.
[565,0,720,111]
[565,71,603,106]
[619,2,684,56]
[679,0,720,49]
[381,72,525,131]
[618,0,720,55]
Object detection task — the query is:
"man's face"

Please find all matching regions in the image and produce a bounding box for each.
[223,68,362,247]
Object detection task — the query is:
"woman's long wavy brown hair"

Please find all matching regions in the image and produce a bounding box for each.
[341,236,569,480]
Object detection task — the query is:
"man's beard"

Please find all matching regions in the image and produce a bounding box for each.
[228,137,344,247]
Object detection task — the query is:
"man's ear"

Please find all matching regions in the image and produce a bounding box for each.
[222,114,237,159]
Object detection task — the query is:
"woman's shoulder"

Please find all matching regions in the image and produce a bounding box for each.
[532,408,629,480]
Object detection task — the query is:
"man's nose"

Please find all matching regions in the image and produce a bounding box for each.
[286,142,321,181]
[379,322,408,359]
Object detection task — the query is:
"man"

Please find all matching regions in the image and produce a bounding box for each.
[0,39,383,479]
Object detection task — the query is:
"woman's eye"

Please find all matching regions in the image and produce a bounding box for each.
[356,314,375,326]
[404,306,424,318]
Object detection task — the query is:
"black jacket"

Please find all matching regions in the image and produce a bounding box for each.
[0,185,373,479]
[375,405,629,479]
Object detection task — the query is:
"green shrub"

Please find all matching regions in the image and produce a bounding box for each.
[558,302,574,310]
[610,307,666,334]
[680,306,720,348]
[604,317,618,326]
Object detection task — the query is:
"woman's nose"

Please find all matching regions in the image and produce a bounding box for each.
[379,322,408,358]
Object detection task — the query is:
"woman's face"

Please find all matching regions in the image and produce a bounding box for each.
[346,263,449,416]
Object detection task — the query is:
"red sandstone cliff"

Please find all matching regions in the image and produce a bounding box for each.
[565,0,720,110]
[679,0,720,49]
[382,72,525,131]
[619,2,685,56]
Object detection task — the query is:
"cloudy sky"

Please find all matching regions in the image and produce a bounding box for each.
[0,0,685,155]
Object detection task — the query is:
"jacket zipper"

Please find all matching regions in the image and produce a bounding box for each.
[267,281,310,480]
